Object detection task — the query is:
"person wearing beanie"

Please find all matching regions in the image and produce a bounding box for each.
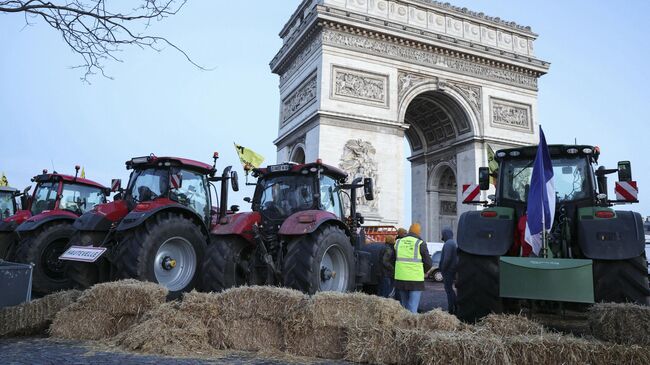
[392,223,433,313]
[379,235,396,298]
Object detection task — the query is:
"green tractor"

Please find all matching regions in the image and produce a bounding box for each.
[456,145,649,322]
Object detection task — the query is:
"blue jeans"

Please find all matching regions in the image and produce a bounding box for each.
[397,289,422,313]
[378,276,394,298]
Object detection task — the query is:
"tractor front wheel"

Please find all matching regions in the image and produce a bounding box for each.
[13,223,74,296]
[282,225,355,295]
[0,232,17,260]
[201,236,250,292]
[593,256,650,305]
[113,214,206,298]
[456,250,502,323]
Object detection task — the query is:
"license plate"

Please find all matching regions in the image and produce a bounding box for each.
[59,246,107,263]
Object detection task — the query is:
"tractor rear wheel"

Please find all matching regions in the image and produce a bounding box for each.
[593,256,650,305]
[0,232,17,260]
[282,225,355,295]
[201,236,250,292]
[13,223,74,296]
[113,214,206,298]
[456,250,502,323]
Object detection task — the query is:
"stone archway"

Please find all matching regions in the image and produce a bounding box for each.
[290,144,306,164]
[271,0,549,233]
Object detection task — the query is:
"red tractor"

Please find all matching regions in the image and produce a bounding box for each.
[0,185,28,257]
[5,168,108,296]
[202,160,377,294]
[61,154,239,297]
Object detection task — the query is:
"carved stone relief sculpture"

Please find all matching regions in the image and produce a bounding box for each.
[339,139,380,212]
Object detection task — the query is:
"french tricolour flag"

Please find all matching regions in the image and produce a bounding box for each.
[524,126,555,256]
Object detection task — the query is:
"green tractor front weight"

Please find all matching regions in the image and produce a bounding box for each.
[499,257,595,304]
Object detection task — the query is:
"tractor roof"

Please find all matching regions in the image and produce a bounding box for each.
[254,161,347,180]
[495,144,597,162]
[0,186,17,193]
[31,173,106,189]
[126,155,215,175]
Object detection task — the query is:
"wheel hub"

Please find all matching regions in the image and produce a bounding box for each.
[161,256,177,271]
[321,266,337,281]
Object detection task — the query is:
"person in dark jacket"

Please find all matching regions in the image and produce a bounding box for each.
[393,223,433,313]
[439,227,458,314]
[379,235,396,298]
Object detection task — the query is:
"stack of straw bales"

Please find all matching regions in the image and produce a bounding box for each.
[588,302,650,346]
[0,289,81,337]
[50,279,167,340]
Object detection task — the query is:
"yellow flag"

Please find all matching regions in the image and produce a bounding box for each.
[234,143,265,171]
[81,167,86,179]
[0,172,8,187]
[487,145,499,186]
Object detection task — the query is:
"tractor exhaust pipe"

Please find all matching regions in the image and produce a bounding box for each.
[219,166,232,222]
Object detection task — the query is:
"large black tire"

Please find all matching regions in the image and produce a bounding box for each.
[282,225,355,295]
[64,231,106,290]
[113,213,206,298]
[456,250,502,323]
[13,223,74,296]
[201,236,250,292]
[0,231,17,260]
[593,256,650,305]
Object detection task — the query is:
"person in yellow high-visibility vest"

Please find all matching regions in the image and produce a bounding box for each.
[393,223,433,313]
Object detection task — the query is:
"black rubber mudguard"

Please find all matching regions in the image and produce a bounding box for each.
[15,215,75,233]
[457,211,514,256]
[578,210,645,260]
[73,211,113,231]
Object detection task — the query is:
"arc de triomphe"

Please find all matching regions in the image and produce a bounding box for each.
[270,0,549,241]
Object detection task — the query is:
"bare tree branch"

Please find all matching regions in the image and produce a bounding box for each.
[1,0,207,82]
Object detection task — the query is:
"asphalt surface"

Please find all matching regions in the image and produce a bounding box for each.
[0,282,449,364]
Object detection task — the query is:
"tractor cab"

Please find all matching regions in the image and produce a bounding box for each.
[121,155,217,225]
[27,171,107,217]
[251,162,349,225]
[0,187,18,219]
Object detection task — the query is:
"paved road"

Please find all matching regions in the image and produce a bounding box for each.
[0,283,450,364]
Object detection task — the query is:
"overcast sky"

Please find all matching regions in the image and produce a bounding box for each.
[1,1,648,219]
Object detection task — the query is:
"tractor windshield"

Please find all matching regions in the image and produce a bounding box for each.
[257,175,315,220]
[31,182,59,215]
[59,184,105,215]
[500,156,593,203]
[128,168,169,202]
[0,191,15,218]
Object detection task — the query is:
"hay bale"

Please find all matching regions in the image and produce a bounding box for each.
[398,309,461,332]
[310,291,408,327]
[209,318,285,352]
[284,325,347,360]
[0,289,81,337]
[72,279,167,316]
[212,286,308,323]
[477,314,546,336]
[589,302,650,346]
[345,327,425,365]
[417,331,510,365]
[50,308,136,340]
[114,301,215,356]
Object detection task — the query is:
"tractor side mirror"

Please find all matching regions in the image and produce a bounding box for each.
[20,195,30,211]
[22,186,31,195]
[111,179,122,192]
[170,173,182,189]
[363,178,374,201]
[478,167,490,190]
[231,170,239,192]
[617,161,632,182]
[243,197,252,203]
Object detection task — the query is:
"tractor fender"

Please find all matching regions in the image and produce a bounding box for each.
[73,200,129,231]
[578,210,645,260]
[457,210,514,256]
[15,210,78,233]
[116,202,208,236]
[278,210,351,236]
[0,220,18,232]
[211,211,261,243]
